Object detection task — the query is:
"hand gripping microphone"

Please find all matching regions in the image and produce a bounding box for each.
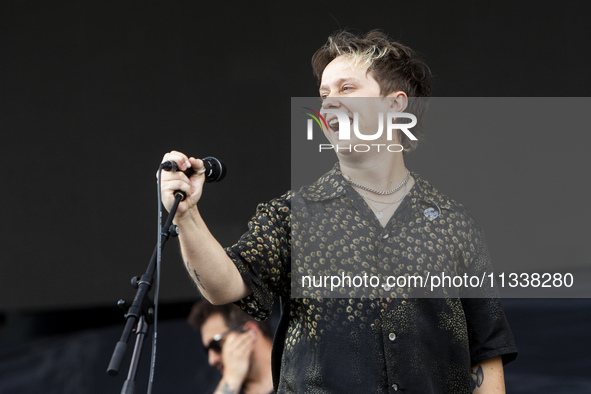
[161,156,227,200]
[161,156,227,183]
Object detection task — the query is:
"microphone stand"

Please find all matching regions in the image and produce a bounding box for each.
[107,192,184,394]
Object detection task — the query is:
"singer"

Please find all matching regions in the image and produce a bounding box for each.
[160,30,517,393]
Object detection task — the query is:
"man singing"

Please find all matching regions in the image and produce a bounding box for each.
[160,30,517,393]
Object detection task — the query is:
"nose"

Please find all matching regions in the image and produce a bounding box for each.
[321,95,342,109]
[208,349,222,368]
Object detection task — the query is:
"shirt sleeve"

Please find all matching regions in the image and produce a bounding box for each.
[461,296,518,365]
[225,194,291,320]
[460,236,518,365]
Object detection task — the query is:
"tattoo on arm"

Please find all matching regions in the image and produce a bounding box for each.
[192,269,206,290]
[471,365,484,390]
[185,261,206,290]
[217,382,239,394]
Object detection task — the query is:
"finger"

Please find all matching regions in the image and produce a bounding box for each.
[157,151,193,179]
[222,339,253,361]
[188,157,205,176]
[229,332,255,352]
[235,337,255,356]
[157,165,190,183]
[162,151,192,171]
[162,179,191,196]
[224,331,251,348]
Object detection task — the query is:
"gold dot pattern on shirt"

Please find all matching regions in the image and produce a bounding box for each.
[290,186,482,303]
[226,165,516,393]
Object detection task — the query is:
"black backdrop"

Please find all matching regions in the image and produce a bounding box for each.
[1,1,590,393]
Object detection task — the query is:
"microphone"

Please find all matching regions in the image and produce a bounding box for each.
[161,156,227,183]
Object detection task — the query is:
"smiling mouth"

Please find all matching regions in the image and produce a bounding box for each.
[328,117,353,132]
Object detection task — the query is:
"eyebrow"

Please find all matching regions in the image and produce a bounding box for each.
[319,77,361,93]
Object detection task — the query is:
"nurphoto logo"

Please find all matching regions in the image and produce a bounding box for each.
[303,106,418,153]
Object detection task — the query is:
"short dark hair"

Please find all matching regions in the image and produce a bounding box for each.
[187,299,273,339]
[311,30,431,151]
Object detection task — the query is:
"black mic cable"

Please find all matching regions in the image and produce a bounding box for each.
[148,156,226,393]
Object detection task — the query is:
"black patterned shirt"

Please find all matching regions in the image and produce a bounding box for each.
[226,164,517,393]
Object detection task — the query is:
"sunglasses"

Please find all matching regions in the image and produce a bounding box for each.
[204,324,245,354]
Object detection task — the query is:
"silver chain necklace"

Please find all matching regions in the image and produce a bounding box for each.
[362,185,408,219]
[343,169,410,195]
[362,188,408,204]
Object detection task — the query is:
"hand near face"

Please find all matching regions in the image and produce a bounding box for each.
[219,329,256,387]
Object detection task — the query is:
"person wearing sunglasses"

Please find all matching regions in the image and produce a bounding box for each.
[188,299,274,394]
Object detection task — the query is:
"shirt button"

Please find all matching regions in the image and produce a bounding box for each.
[388,332,397,341]
[392,383,399,391]
[383,232,389,239]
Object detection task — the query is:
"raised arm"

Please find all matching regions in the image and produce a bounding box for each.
[159,151,250,304]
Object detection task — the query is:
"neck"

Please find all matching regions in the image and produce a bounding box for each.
[338,152,408,191]
[242,339,273,394]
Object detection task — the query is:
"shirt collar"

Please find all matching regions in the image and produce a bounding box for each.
[299,162,454,212]
[409,172,453,211]
[298,163,349,202]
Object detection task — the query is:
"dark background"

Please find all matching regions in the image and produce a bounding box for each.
[1,0,590,393]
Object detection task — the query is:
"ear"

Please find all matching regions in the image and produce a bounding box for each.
[386,91,408,112]
[243,321,260,338]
